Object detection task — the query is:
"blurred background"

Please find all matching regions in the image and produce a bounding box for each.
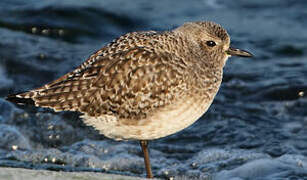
[0,0,307,179]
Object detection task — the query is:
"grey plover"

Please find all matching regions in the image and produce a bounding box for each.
[7,21,252,178]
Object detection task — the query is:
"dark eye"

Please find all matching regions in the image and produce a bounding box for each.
[206,41,216,47]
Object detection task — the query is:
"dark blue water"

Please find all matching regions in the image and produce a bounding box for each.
[1,0,307,179]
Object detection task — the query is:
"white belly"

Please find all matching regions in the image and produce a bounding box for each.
[82,95,214,141]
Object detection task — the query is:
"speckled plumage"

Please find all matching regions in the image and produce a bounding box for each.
[7,21,253,178]
[9,21,239,140]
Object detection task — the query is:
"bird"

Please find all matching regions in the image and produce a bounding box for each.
[6,21,252,178]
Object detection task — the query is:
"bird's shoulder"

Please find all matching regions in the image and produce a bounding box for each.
[74,31,164,75]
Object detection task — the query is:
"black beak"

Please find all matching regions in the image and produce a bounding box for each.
[226,47,253,57]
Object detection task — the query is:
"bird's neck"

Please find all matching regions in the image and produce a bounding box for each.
[189,57,224,102]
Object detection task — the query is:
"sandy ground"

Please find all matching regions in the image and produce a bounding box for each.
[0,167,154,180]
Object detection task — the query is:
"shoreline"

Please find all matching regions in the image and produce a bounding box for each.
[0,167,155,180]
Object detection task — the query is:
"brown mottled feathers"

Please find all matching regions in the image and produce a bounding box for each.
[7,21,231,124]
[7,21,236,141]
[11,31,189,119]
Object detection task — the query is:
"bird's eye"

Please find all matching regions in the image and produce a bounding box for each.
[206,41,216,47]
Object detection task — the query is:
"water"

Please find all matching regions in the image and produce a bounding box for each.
[0,0,307,179]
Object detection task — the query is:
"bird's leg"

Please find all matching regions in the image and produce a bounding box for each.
[140,140,153,178]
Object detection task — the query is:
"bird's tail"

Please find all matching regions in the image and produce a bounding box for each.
[6,91,35,105]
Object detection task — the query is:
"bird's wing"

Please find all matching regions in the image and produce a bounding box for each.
[79,47,188,119]
[8,46,188,119]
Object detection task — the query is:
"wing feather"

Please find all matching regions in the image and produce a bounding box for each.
[7,32,189,120]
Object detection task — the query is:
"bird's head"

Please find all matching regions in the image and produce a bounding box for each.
[175,21,252,67]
